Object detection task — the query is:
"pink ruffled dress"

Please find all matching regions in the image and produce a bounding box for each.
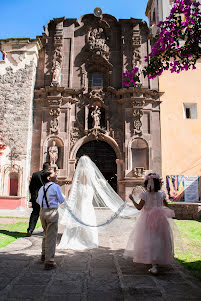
[124,191,175,265]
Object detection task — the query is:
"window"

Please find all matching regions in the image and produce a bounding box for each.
[183,103,197,119]
[89,73,103,87]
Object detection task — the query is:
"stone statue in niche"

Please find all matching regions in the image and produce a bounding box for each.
[52,61,61,85]
[49,140,58,168]
[91,106,101,128]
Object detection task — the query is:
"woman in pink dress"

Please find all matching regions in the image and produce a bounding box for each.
[124,173,175,275]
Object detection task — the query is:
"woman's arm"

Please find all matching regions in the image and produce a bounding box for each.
[129,194,145,210]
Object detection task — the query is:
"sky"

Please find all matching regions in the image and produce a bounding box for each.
[0,0,148,39]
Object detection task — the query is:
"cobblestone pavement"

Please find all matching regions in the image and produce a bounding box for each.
[0,210,201,301]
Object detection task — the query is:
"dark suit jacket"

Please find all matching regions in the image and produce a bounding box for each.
[29,170,44,202]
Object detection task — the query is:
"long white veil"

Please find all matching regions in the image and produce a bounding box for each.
[57,155,138,250]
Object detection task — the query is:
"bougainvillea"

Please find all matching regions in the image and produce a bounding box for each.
[123,0,201,86]
[122,67,140,87]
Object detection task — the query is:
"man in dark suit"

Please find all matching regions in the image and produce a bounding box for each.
[26,162,50,237]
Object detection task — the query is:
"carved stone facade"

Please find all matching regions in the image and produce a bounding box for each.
[0,13,162,207]
[31,14,162,200]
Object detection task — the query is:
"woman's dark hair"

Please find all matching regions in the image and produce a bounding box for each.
[144,173,162,192]
[41,170,52,184]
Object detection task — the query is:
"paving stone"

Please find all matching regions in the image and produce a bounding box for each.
[8,285,46,299]
[88,276,120,291]
[43,295,82,301]
[162,283,201,298]
[47,280,83,294]
[167,297,201,301]
[87,292,124,301]
[124,297,164,301]
[122,275,156,288]
[14,273,52,285]
[0,276,14,290]
[54,272,85,282]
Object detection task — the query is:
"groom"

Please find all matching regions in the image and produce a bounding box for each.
[26,162,50,237]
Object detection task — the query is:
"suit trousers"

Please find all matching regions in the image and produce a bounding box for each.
[27,201,40,233]
[40,208,58,264]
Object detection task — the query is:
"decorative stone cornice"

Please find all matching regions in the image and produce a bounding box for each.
[0,38,42,51]
[34,87,84,103]
[107,86,163,104]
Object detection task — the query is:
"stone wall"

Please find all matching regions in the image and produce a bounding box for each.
[168,202,201,220]
[0,39,41,208]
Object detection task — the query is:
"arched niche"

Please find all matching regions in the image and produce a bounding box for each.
[44,137,64,169]
[1,165,22,197]
[8,172,19,196]
[131,138,149,170]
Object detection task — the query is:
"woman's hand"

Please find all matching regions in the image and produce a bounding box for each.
[129,194,134,201]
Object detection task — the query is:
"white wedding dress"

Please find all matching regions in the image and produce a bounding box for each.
[58,183,98,250]
[57,155,138,250]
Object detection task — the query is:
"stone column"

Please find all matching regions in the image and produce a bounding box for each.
[66,101,72,176]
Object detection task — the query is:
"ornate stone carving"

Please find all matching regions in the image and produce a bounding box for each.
[132,27,141,68]
[87,128,107,139]
[70,127,81,145]
[132,35,141,47]
[132,48,141,68]
[80,66,87,90]
[133,167,145,178]
[132,100,144,135]
[89,89,105,104]
[51,34,63,86]
[48,97,62,107]
[91,106,101,128]
[133,108,143,119]
[88,27,107,51]
[132,28,141,47]
[49,108,61,133]
[134,119,142,134]
[87,27,110,61]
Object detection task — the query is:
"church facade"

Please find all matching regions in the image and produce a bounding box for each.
[0,13,162,208]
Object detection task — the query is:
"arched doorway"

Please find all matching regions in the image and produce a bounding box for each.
[76,140,117,191]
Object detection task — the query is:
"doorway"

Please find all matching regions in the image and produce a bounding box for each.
[76,140,117,191]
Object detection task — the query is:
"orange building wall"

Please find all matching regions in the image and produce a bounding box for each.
[159,61,201,177]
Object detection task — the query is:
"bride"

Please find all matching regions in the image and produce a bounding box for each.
[57,155,137,250]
